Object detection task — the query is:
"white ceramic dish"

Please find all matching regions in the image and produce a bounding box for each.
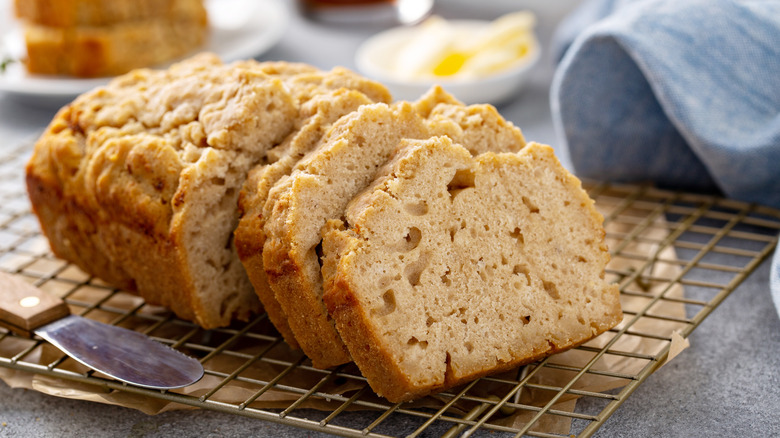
[355,20,541,105]
[0,0,289,106]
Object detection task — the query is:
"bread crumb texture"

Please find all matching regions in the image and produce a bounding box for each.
[261,87,526,369]
[322,137,622,402]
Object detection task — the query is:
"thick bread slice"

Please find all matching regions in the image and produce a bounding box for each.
[261,87,525,368]
[25,54,300,328]
[14,0,205,27]
[321,138,622,402]
[21,11,208,77]
[236,81,391,348]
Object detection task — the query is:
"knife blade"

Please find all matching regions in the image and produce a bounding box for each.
[0,271,204,389]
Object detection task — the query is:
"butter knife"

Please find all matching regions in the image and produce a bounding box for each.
[0,272,204,389]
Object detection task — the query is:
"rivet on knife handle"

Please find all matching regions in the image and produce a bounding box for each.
[0,271,70,337]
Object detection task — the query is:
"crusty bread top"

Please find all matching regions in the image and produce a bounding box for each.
[30,53,297,239]
[321,138,622,402]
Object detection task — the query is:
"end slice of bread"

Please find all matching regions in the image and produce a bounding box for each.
[321,138,622,402]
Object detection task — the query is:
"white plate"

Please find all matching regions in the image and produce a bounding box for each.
[0,0,289,105]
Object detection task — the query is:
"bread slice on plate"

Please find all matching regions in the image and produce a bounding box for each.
[261,87,525,368]
[321,138,623,402]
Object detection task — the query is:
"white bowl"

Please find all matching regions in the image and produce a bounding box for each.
[355,20,541,105]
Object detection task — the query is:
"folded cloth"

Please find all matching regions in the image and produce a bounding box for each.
[549,0,780,317]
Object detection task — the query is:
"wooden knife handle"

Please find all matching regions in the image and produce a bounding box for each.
[0,271,70,337]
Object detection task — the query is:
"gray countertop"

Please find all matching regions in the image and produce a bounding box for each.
[1,1,778,437]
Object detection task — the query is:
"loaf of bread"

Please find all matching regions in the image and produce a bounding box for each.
[321,137,622,402]
[26,53,622,402]
[25,53,391,329]
[15,0,208,77]
[14,0,205,27]
[259,87,526,368]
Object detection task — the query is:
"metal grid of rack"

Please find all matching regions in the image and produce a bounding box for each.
[0,141,778,437]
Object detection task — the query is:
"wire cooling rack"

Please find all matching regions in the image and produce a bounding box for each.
[0,140,778,438]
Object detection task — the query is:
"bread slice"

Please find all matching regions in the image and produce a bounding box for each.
[25,54,313,329]
[14,0,205,27]
[321,138,622,402]
[236,80,392,348]
[261,87,525,368]
[21,10,208,77]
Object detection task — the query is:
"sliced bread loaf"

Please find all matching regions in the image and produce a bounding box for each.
[321,138,622,402]
[25,54,389,329]
[236,84,391,348]
[261,87,525,368]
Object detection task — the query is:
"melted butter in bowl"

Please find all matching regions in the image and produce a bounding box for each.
[355,12,540,105]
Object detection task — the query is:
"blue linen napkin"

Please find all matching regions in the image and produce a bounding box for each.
[548,0,780,317]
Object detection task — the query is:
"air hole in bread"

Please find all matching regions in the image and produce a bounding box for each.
[407,337,428,349]
[398,227,422,252]
[577,315,585,325]
[521,315,531,325]
[465,342,474,353]
[447,168,476,199]
[448,227,457,242]
[522,196,540,213]
[404,200,428,216]
[510,228,524,245]
[513,264,531,286]
[377,275,394,289]
[372,289,396,316]
[314,241,324,269]
[426,316,437,327]
[404,252,430,287]
[405,257,427,287]
[440,268,452,286]
[210,177,226,186]
[577,256,587,263]
[543,281,560,300]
